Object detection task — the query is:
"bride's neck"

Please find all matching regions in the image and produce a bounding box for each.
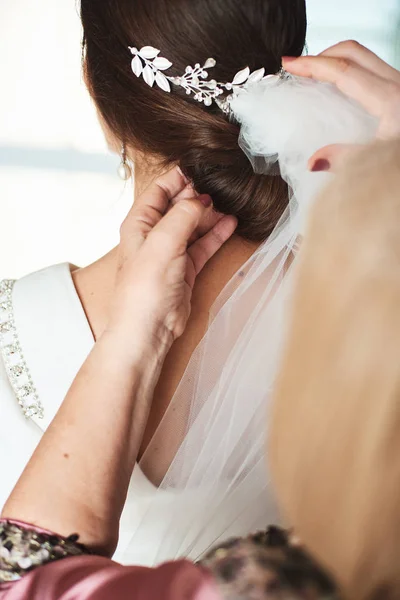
[71,159,160,341]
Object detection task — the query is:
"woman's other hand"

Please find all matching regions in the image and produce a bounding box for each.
[107,168,237,360]
[282,41,400,172]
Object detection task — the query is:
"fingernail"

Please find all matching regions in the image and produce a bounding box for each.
[198,194,213,208]
[176,166,190,185]
[311,158,331,173]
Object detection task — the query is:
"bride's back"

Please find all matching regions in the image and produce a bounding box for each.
[80,0,307,470]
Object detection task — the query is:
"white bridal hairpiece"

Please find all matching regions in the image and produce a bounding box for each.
[129,45,283,113]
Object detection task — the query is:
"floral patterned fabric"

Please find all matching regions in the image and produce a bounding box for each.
[0,521,340,599]
[0,520,89,583]
[200,526,341,599]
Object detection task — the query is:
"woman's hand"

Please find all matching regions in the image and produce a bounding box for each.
[282,41,400,171]
[2,168,237,554]
[107,167,237,360]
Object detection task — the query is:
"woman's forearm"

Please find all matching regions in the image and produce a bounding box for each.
[0,169,235,559]
[1,331,167,556]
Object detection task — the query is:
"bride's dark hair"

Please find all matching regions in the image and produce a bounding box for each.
[81,0,307,242]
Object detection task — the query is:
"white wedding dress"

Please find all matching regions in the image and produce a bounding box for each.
[0,262,278,566]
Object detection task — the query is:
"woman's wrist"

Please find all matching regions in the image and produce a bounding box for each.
[101,319,173,369]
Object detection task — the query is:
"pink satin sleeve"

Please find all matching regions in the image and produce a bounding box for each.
[0,556,220,600]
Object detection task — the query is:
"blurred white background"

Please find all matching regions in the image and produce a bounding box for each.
[0,0,399,278]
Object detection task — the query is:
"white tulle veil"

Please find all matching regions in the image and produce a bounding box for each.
[122,74,378,565]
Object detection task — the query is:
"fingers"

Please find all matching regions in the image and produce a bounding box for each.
[120,168,189,254]
[319,41,400,83]
[188,215,238,278]
[172,191,226,245]
[149,196,214,258]
[308,143,362,173]
[168,183,205,245]
[134,167,188,213]
[283,54,392,120]
[191,207,224,240]
[169,183,199,206]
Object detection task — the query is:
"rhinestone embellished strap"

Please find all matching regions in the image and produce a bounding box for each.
[0,520,89,583]
[0,280,44,419]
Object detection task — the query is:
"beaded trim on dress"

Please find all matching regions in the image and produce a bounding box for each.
[0,280,44,419]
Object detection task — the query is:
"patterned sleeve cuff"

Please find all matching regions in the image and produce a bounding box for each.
[0,519,90,583]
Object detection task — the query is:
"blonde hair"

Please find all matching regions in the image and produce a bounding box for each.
[270,139,400,600]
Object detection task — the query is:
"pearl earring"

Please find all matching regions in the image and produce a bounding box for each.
[118,145,132,181]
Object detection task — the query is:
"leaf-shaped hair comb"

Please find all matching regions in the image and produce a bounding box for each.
[129,46,283,114]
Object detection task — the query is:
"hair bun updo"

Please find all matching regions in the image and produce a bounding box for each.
[179,108,289,242]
